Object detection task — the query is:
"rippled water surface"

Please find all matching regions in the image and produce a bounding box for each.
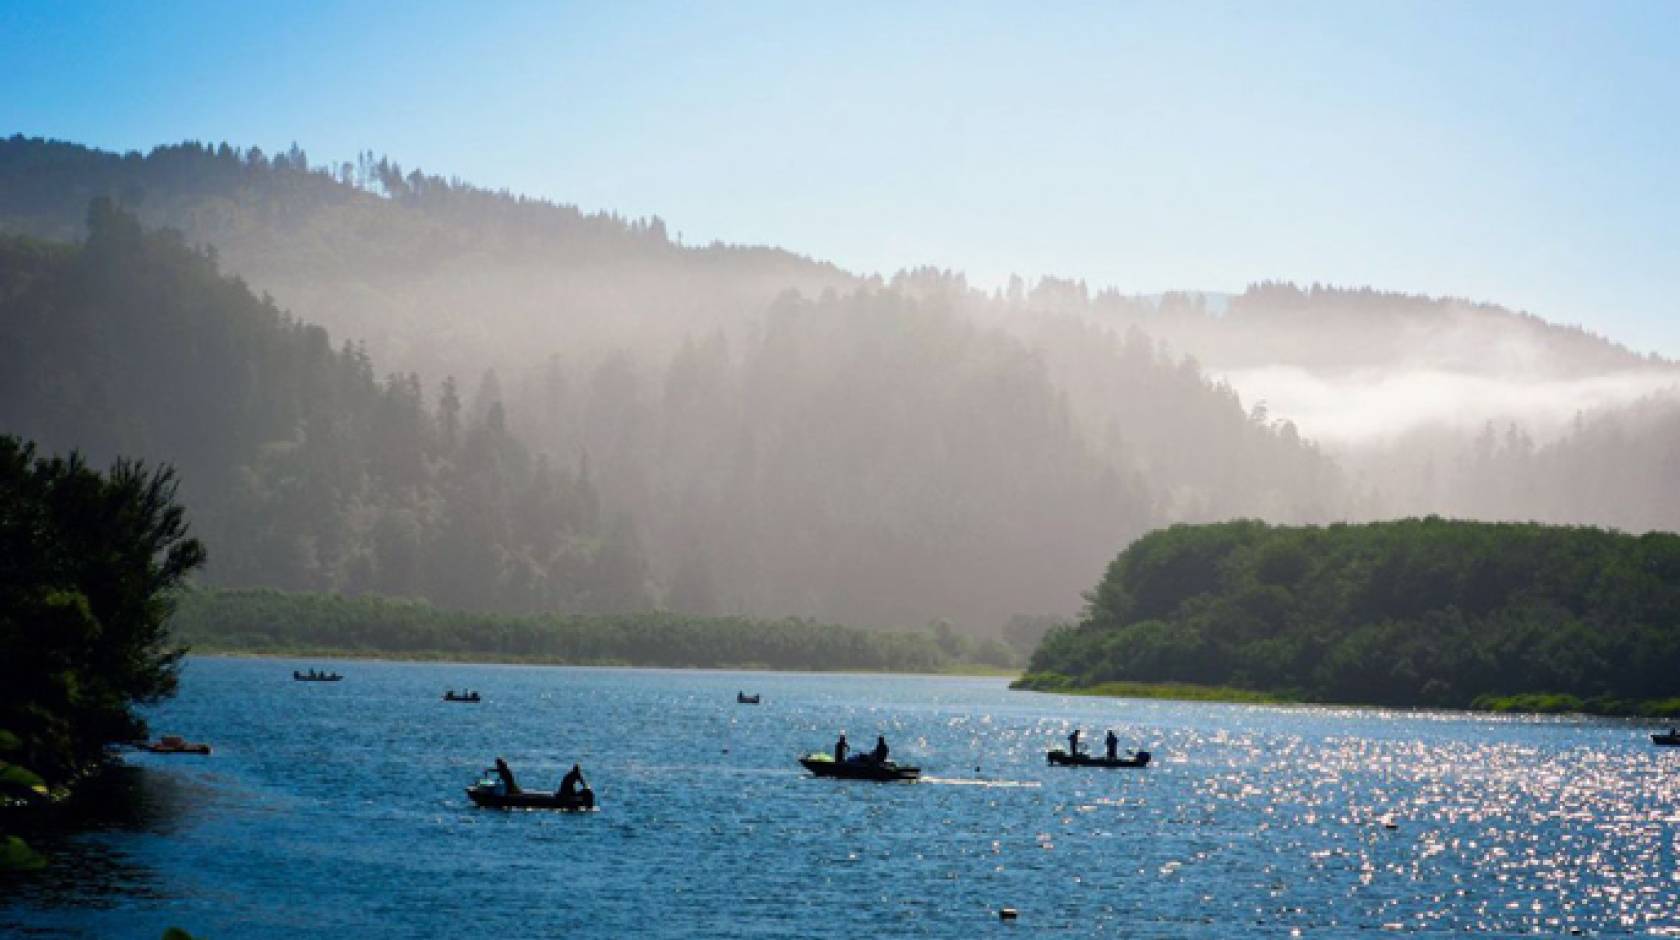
[7,657,1680,937]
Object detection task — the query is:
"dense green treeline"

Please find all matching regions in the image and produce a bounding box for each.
[1,435,203,868]
[1022,518,1680,711]
[170,587,1016,672]
[0,201,652,614]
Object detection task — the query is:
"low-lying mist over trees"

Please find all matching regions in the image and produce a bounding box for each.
[2,134,1677,633]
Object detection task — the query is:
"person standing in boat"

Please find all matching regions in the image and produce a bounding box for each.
[834,732,849,763]
[1105,729,1119,760]
[558,763,586,800]
[1068,728,1082,757]
[494,757,519,794]
[871,735,889,763]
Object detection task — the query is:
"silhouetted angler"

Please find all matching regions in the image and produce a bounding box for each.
[558,763,586,799]
[834,733,849,763]
[1105,729,1118,760]
[1068,728,1082,757]
[872,735,889,763]
[494,756,519,794]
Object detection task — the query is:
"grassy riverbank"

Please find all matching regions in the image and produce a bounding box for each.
[1010,671,1296,704]
[1469,693,1680,718]
[187,644,1022,679]
[1014,671,1680,718]
[170,587,1020,676]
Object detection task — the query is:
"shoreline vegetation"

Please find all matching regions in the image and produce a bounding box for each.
[1009,672,1296,705]
[185,645,1020,678]
[169,587,1020,676]
[2,435,205,871]
[1022,519,1680,720]
[1011,672,1680,717]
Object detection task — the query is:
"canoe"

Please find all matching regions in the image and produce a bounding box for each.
[1046,748,1150,768]
[139,737,211,755]
[466,784,595,811]
[799,753,920,781]
[1653,733,1680,746]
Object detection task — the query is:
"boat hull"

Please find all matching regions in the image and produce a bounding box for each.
[799,755,920,781]
[1046,748,1150,768]
[1653,734,1680,746]
[140,742,211,755]
[466,784,595,811]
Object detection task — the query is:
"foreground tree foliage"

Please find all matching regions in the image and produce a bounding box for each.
[0,435,204,779]
[1022,518,1680,711]
[170,587,1016,672]
[0,435,204,867]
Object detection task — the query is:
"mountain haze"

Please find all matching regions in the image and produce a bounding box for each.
[3,134,1678,632]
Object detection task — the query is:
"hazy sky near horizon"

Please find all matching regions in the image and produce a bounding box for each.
[4,1,1677,355]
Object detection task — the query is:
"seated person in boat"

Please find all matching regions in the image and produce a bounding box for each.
[557,763,587,800]
[1105,729,1119,760]
[870,735,889,763]
[834,733,849,763]
[494,757,519,794]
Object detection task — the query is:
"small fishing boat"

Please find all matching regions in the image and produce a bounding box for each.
[1652,731,1680,746]
[465,772,595,811]
[798,753,921,781]
[139,735,211,755]
[293,670,342,682]
[444,691,481,702]
[1046,748,1150,768]
[737,692,761,704]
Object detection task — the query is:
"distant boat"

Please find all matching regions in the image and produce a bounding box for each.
[293,670,342,682]
[737,692,761,704]
[444,690,481,702]
[139,735,211,755]
[1046,748,1150,768]
[1653,731,1680,746]
[798,753,920,781]
[465,770,595,811]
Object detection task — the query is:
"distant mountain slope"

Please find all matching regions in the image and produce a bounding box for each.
[0,136,1353,630]
[0,201,651,614]
[0,135,857,382]
[7,134,1677,628]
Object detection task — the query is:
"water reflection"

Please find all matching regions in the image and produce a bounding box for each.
[5,763,206,912]
[6,659,1680,937]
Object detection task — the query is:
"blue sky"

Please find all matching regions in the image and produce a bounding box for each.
[3,1,1677,355]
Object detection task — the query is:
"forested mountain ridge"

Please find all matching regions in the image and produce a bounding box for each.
[0,135,857,383]
[1021,518,1680,712]
[6,135,1678,633]
[1,135,1357,631]
[0,200,651,614]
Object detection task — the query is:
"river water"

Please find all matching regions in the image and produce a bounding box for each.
[5,657,1680,937]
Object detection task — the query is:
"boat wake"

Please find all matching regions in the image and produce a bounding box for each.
[919,776,1041,788]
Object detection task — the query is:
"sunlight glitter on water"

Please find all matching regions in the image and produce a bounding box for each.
[7,661,1680,937]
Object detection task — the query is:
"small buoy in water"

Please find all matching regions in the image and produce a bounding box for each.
[999,907,1018,921]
